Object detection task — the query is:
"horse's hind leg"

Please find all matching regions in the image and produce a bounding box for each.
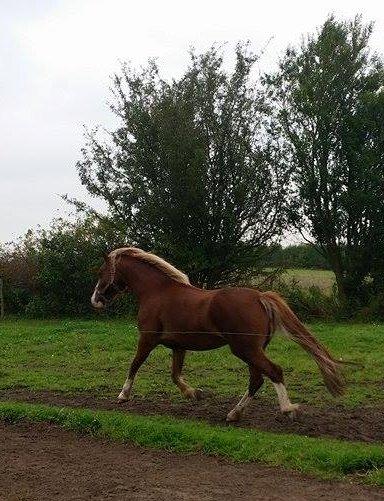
[226,346,299,421]
[256,350,299,417]
[226,365,264,422]
[172,349,203,400]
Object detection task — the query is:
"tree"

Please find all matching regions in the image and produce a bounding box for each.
[269,244,331,270]
[73,45,290,287]
[265,16,384,308]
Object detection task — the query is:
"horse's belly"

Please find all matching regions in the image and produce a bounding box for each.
[159,332,227,351]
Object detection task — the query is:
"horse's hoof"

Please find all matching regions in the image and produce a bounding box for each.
[117,393,129,403]
[194,388,204,400]
[282,403,300,420]
[226,408,241,423]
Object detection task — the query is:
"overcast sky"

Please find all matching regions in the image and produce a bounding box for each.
[1,0,384,244]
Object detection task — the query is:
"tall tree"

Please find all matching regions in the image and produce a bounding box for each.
[73,45,290,286]
[265,16,384,308]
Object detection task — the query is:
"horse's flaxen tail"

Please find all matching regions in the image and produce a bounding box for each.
[259,291,345,397]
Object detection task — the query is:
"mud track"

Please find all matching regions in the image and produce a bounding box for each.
[1,388,384,443]
[1,421,383,501]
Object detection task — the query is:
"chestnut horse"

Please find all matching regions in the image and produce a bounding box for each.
[91,247,344,422]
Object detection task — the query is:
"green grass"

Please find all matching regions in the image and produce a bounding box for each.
[1,319,384,485]
[0,401,384,484]
[283,268,335,293]
[1,318,384,408]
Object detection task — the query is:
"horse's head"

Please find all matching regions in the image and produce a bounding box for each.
[91,253,126,309]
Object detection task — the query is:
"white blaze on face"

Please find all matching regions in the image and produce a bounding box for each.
[91,281,104,309]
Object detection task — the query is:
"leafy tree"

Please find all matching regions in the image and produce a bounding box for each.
[265,16,384,308]
[73,45,290,286]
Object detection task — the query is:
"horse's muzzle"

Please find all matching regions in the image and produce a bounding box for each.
[91,289,106,309]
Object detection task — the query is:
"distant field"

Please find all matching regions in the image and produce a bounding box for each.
[283,268,335,293]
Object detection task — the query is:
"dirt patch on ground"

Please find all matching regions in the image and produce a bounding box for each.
[1,388,384,443]
[1,420,382,501]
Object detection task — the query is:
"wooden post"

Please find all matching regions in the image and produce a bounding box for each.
[0,278,4,319]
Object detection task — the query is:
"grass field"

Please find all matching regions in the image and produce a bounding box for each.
[0,318,383,408]
[284,268,336,293]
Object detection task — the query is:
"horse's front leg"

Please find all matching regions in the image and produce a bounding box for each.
[117,333,157,403]
[172,349,203,400]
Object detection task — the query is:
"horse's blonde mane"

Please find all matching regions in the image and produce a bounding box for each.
[108,247,190,285]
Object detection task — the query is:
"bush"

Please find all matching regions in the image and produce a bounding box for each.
[0,231,38,314]
[0,217,137,318]
[269,278,339,320]
[356,293,384,322]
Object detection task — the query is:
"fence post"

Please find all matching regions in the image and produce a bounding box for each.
[0,278,4,319]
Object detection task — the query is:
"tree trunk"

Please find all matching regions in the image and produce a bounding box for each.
[326,246,347,307]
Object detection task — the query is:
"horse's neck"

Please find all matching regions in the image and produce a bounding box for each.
[121,258,174,300]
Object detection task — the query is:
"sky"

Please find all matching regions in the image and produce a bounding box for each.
[1,0,384,244]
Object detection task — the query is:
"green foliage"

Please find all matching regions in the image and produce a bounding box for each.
[0,230,38,314]
[32,218,108,316]
[270,244,331,269]
[2,401,384,483]
[272,280,338,320]
[0,217,137,317]
[265,15,384,310]
[74,45,290,287]
[356,293,384,321]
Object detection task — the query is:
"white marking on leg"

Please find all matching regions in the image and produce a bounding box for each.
[117,378,133,402]
[272,382,299,414]
[226,391,253,422]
